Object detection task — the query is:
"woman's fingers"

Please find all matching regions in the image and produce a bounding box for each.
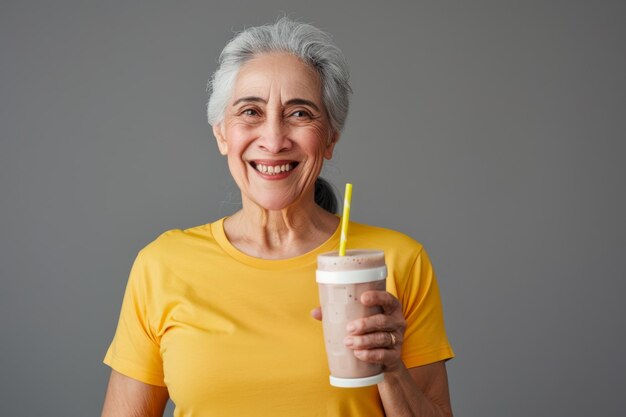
[344,330,401,350]
[353,347,402,366]
[310,306,322,321]
[360,290,401,314]
[346,330,404,370]
[347,291,405,336]
[341,290,406,370]
[311,291,406,368]
[347,313,400,334]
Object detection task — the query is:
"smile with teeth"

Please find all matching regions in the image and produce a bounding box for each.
[251,162,299,175]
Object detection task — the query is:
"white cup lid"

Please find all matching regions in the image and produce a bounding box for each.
[329,373,384,388]
[316,265,387,284]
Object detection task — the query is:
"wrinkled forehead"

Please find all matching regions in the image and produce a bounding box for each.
[232,52,323,104]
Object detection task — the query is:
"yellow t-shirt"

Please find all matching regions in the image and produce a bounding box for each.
[104,218,454,416]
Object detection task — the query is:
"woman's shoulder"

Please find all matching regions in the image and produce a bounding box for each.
[348,221,426,263]
[136,220,221,262]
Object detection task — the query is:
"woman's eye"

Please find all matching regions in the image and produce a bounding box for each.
[291,110,310,118]
[242,109,259,116]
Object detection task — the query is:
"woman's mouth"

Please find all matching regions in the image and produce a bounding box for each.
[249,161,300,176]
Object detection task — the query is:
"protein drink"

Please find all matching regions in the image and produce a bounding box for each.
[316,249,387,388]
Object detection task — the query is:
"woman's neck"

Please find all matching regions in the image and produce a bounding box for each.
[223,197,339,260]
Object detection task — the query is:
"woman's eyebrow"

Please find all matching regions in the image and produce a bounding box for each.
[285,98,320,112]
[232,96,320,112]
[232,96,265,106]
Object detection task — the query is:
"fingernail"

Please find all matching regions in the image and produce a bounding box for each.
[344,336,353,347]
[347,323,356,332]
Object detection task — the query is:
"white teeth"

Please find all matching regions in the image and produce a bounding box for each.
[254,163,294,175]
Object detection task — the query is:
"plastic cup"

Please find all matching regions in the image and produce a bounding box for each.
[316,249,387,388]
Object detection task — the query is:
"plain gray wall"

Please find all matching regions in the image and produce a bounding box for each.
[1,1,625,416]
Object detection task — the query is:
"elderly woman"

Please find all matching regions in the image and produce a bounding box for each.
[102,17,454,417]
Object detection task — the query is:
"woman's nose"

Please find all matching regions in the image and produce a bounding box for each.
[257,116,292,153]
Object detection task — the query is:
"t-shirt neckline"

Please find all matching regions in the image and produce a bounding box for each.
[210,216,341,270]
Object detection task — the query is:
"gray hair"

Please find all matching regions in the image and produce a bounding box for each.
[207,17,352,133]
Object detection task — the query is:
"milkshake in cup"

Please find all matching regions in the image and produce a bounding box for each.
[316,249,387,388]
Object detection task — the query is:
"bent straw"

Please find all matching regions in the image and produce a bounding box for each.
[339,183,353,256]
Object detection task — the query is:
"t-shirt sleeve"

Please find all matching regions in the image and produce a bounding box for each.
[398,247,455,368]
[103,250,166,386]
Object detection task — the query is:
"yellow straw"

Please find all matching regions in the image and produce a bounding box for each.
[339,183,353,256]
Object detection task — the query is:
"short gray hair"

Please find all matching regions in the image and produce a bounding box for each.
[207,17,352,133]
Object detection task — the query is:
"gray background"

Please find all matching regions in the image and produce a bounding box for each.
[1,1,625,416]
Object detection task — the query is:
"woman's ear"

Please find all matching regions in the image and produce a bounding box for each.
[324,131,339,160]
[213,122,228,155]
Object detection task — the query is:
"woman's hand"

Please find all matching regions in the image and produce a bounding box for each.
[344,290,406,373]
[312,293,453,416]
[311,290,407,373]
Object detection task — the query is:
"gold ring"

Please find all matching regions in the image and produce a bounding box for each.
[389,332,396,347]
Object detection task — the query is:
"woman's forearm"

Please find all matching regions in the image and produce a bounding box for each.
[378,363,453,417]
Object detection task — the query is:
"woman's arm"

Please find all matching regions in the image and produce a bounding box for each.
[378,361,453,417]
[101,370,169,417]
[344,290,453,417]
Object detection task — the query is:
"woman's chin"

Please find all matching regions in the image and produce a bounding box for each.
[253,196,300,212]
[258,202,292,212]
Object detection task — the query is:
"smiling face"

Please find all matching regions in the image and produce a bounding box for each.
[213,53,338,211]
